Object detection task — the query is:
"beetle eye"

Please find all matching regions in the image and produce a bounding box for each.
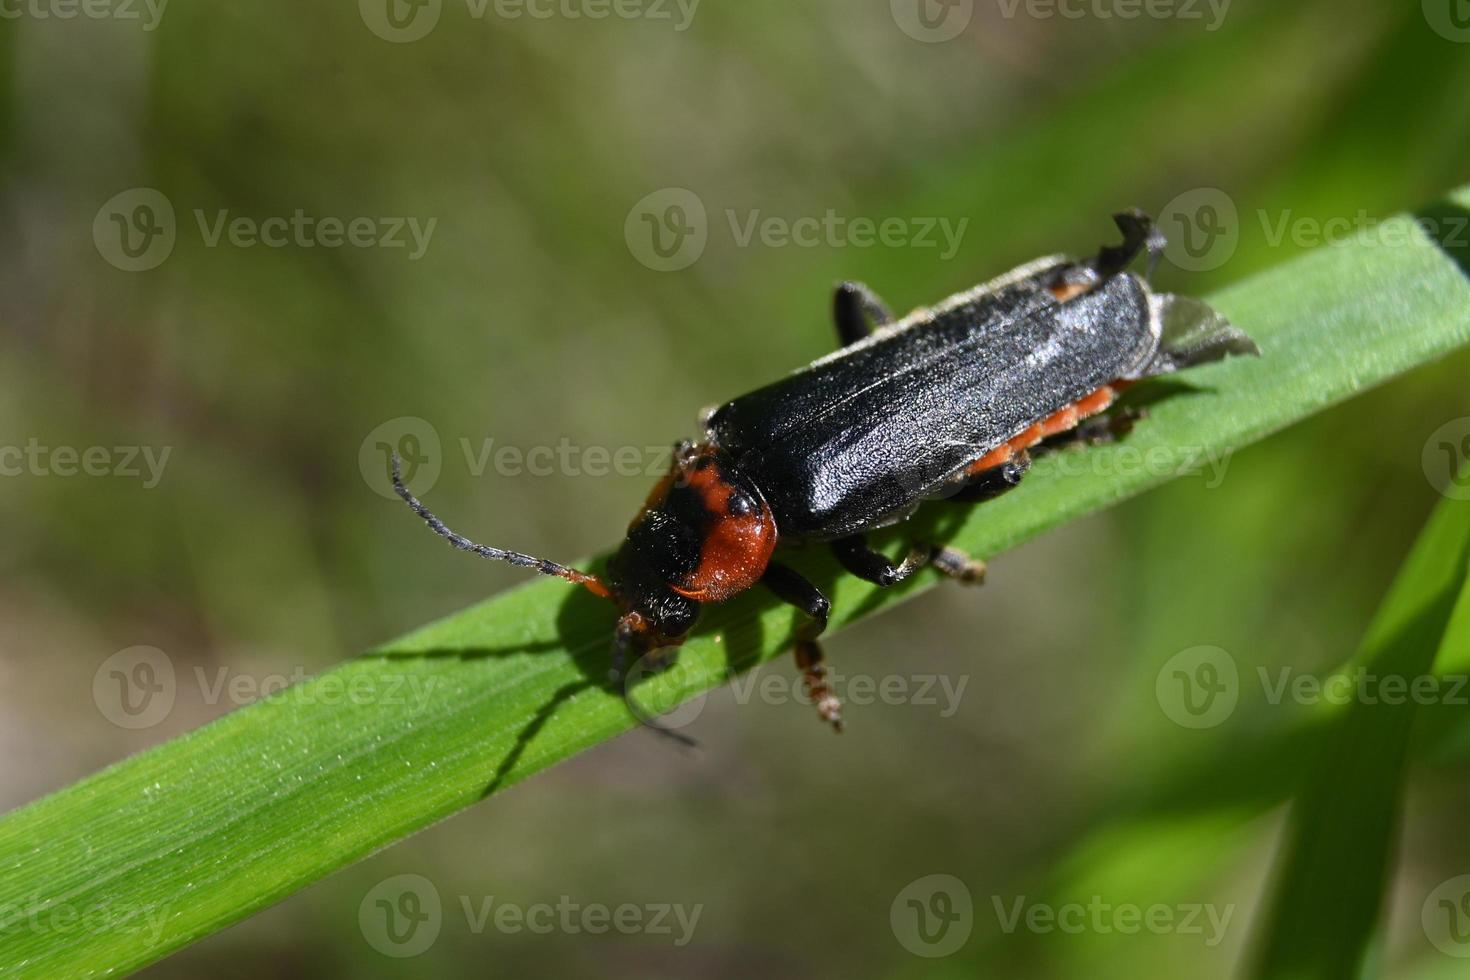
[728,493,756,517]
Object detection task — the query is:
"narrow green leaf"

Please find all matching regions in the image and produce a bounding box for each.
[3,188,1470,977]
[1250,478,1470,980]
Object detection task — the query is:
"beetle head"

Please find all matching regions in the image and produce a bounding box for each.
[607,443,777,663]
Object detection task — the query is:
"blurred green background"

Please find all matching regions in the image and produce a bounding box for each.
[3,0,1470,976]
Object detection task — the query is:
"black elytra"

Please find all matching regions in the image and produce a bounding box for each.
[392,210,1259,732]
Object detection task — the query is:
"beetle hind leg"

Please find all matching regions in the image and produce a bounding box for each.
[831,533,928,587]
[928,546,987,585]
[833,280,894,346]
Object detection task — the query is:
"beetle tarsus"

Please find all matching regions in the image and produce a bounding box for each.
[795,639,844,733]
[928,545,987,585]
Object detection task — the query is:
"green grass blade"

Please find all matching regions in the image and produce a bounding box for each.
[1249,477,1470,980]
[3,188,1470,977]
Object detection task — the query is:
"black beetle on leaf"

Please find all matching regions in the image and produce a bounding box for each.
[393,210,1258,731]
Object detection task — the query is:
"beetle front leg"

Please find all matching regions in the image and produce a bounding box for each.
[761,562,843,732]
[833,280,894,346]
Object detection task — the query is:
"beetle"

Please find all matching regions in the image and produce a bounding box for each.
[391,210,1258,732]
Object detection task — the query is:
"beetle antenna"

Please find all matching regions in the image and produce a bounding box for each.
[390,454,611,598]
[633,702,700,749]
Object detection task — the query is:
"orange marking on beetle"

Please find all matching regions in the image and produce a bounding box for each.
[969,444,1014,473]
[966,382,1121,477]
[670,461,778,603]
[1049,279,1092,303]
[1040,404,1079,437]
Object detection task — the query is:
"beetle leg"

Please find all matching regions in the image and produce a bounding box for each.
[927,546,987,585]
[833,280,894,346]
[947,452,1032,503]
[831,534,928,588]
[915,455,1037,586]
[760,563,843,732]
[1094,209,1166,280]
